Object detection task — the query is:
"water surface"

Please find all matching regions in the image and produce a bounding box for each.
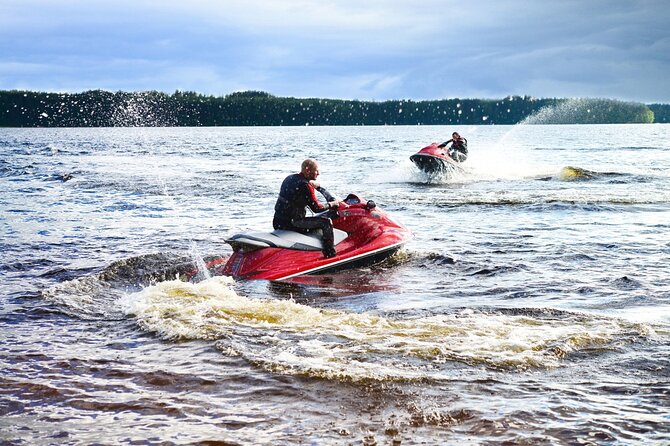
[1,124,669,444]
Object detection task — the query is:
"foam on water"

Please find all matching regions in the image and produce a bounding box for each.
[612,305,670,327]
[120,277,655,382]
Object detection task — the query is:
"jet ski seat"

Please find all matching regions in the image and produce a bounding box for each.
[226,228,348,252]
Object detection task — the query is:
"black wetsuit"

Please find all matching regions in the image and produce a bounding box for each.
[439,137,468,162]
[273,173,336,257]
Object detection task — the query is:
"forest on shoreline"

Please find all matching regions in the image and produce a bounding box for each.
[0,89,667,127]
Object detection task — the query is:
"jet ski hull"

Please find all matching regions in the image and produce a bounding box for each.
[221,195,412,281]
[410,143,464,175]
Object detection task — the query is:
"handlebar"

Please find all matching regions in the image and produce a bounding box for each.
[312,194,374,218]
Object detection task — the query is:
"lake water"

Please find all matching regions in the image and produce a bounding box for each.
[1,123,669,445]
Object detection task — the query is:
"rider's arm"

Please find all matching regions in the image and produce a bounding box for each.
[304,183,328,213]
[316,186,336,202]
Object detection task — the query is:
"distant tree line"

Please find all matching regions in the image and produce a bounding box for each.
[0,89,659,127]
[648,104,670,123]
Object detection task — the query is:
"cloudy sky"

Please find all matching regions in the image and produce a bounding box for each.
[1,0,668,102]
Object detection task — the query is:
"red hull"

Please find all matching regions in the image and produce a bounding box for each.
[410,143,463,175]
[222,196,412,281]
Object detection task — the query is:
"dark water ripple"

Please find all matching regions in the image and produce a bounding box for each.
[1,125,670,444]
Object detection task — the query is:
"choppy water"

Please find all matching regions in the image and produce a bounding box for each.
[1,123,669,445]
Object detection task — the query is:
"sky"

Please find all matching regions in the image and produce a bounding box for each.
[1,0,668,102]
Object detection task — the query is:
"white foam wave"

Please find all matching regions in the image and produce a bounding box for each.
[42,276,120,318]
[120,277,654,381]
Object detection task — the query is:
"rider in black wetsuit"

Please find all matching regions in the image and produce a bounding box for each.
[438,132,468,162]
[273,159,341,258]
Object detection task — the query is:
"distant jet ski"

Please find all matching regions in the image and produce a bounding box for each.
[410,143,465,176]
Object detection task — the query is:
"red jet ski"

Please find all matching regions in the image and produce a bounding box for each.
[221,194,412,281]
[410,143,464,176]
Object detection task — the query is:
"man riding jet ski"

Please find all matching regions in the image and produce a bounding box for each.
[273,158,341,259]
[439,132,468,162]
[410,131,468,176]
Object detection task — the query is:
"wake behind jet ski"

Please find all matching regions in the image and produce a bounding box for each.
[221,194,412,281]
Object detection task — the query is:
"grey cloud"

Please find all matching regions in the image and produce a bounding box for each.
[0,0,667,101]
